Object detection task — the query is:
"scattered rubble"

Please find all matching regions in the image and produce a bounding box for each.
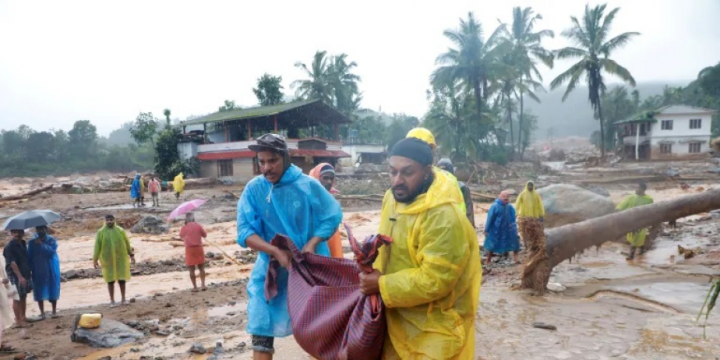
[131,216,169,234]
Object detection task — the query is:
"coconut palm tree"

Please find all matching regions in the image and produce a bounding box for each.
[502,7,554,156]
[163,109,171,127]
[550,4,639,159]
[292,51,334,104]
[329,53,362,115]
[432,12,506,139]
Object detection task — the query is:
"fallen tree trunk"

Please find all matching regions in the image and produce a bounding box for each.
[0,184,54,202]
[524,189,720,290]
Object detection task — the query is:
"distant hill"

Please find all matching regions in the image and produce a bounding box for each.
[527,81,688,140]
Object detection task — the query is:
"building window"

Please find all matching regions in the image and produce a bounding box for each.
[689,142,702,153]
[660,144,672,154]
[661,120,673,130]
[218,160,233,177]
[690,119,702,129]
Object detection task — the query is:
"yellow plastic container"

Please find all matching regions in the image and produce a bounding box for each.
[78,313,102,329]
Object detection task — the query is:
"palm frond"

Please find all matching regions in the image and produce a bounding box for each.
[599,58,636,86]
[599,32,640,56]
[554,47,588,60]
[550,60,585,93]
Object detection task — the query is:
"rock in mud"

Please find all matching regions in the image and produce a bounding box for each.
[532,322,557,331]
[537,184,616,228]
[189,343,207,354]
[546,283,566,292]
[131,216,169,234]
[71,317,145,348]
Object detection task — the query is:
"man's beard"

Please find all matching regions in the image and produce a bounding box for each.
[392,174,434,204]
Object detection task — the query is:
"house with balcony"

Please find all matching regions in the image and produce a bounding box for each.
[614,105,715,161]
[177,100,351,181]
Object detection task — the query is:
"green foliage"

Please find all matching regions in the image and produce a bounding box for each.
[550,4,639,158]
[219,100,238,112]
[293,51,362,116]
[385,115,419,149]
[699,62,720,98]
[163,109,172,128]
[253,73,285,106]
[0,121,153,178]
[153,127,198,180]
[130,112,159,147]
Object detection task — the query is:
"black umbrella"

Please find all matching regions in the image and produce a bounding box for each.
[2,210,61,231]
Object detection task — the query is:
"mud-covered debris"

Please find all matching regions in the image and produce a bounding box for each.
[547,283,566,292]
[532,322,557,331]
[189,343,207,354]
[131,216,169,234]
[213,342,224,354]
[71,318,145,348]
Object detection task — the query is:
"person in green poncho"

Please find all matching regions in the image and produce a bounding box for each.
[616,182,654,260]
[93,214,135,307]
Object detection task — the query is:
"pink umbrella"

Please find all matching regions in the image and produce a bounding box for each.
[168,199,207,221]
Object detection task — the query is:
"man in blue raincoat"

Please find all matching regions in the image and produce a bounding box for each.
[130,174,143,208]
[28,225,61,319]
[236,133,342,359]
[483,191,521,264]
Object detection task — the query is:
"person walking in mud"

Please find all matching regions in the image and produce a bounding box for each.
[236,134,342,359]
[28,226,61,320]
[173,172,185,200]
[3,230,32,328]
[180,213,207,292]
[309,163,344,258]
[130,174,143,208]
[93,215,135,307]
[515,181,545,248]
[149,176,161,207]
[484,191,521,264]
[617,182,654,260]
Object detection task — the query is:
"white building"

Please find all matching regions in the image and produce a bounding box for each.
[339,143,386,168]
[615,105,715,160]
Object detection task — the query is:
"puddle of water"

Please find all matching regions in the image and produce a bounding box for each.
[641,234,707,266]
[83,204,137,211]
[580,261,614,268]
[609,280,711,314]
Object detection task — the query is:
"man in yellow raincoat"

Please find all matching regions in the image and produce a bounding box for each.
[515,181,545,248]
[173,172,185,200]
[359,138,481,359]
[616,182,654,260]
[93,214,135,307]
[405,128,468,222]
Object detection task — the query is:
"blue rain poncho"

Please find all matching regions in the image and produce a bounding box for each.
[236,164,343,338]
[130,174,141,199]
[27,234,61,302]
[483,199,520,253]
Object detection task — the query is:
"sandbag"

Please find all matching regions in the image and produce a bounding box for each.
[265,225,392,360]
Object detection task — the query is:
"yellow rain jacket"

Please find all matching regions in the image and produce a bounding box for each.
[374,168,481,360]
[93,225,132,282]
[173,173,185,194]
[616,194,654,247]
[515,182,545,218]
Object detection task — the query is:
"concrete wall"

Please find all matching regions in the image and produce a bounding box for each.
[340,144,385,168]
[199,158,257,183]
[650,113,712,138]
[177,142,198,161]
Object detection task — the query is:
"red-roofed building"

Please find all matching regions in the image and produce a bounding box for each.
[178,100,351,181]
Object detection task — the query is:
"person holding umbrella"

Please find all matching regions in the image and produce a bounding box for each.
[3,229,31,328]
[28,226,60,319]
[93,214,135,307]
[179,213,207,292]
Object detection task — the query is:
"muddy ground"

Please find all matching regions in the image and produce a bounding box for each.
[0,157,719,359]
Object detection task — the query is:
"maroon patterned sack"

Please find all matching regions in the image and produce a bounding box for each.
[265,224,392,360]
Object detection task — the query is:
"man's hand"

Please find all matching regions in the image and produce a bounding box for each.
[93,261,99,269]
[301,237,322,254]
[18,276,27,288]
[274,248,292,269]
[130,255,136,265]
[359,270,382,295]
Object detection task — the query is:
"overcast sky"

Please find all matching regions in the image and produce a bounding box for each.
[1,0,719,136]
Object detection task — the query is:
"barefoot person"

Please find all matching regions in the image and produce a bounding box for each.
[237,134,342,359]
[93,215,135,307]
[359,138,481,359]
[28,226,61,320]
[483,191,521,264]
[3,230,31,328]
[180,213,207,292]
[309,163,344,258]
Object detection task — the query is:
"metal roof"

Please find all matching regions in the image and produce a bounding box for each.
[654,105,717,115]
[179,99,351,127]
